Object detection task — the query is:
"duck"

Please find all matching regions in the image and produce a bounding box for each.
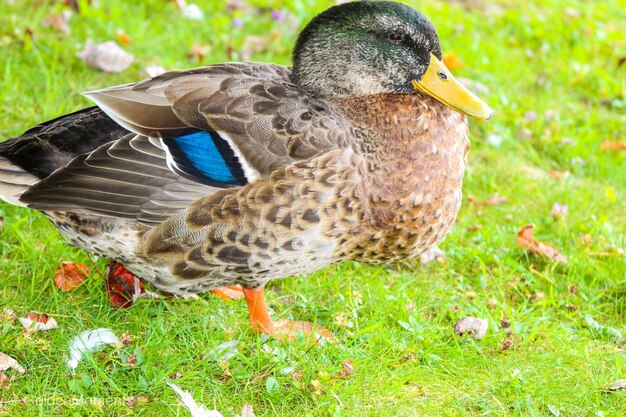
[0,1,491,339]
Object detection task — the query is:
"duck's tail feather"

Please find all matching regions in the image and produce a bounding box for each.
[0,106,129,206]
[0,156,38,206]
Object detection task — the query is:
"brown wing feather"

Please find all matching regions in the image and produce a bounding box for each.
[84,62,352,177]
[21,135,222,225]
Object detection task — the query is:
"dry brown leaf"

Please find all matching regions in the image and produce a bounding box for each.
[443,52,463,71]
[54,261,89,291]
[0,215,3,234]
[453,316,488,340]
[19,312,59,332]
[0,352,25,374]
[600,140,626,152]
[337,358,354,378]
[77,40,134,72]
[517,224,567,263]
[618,56,626,68]
[115,30,132,46]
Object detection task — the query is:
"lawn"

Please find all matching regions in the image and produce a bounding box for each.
[1,0,625,416]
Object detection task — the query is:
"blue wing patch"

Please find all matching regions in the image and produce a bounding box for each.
[163,131,248,187]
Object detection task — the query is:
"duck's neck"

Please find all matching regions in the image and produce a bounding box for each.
[334,93,469,162]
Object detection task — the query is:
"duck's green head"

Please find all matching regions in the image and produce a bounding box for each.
[292,1,492,120]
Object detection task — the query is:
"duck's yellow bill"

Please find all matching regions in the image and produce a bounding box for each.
[412,53,493,120]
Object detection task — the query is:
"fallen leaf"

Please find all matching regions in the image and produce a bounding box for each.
[550,203,568,221]
[420,246,445,265]
[0,352,26,374]
[618,56,626,68]
[106,263,145,308]
[115,29,132,46]
[77,40,134,72]
[18,312,59,331]
[605,379,626,393]
[600,140,626,152]
[54,262,89,291]
[443,52,463,71]
[67,328,120,370]
[480,196,509,206]
[453,316,488,340]
[167,382,224,417]
[517,224,567,263]
[0,215,3,234]
[337,359,354,378]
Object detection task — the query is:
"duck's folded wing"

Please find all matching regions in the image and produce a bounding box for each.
[20,134,224,225]
[83,62,352,179]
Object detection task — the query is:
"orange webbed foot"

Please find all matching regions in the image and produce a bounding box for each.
[243,286,333,342]
[210,285,245,301]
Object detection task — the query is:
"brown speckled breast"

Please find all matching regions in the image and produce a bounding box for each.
[332,93,469,263]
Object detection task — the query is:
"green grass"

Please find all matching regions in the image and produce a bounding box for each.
[1,0,625,415]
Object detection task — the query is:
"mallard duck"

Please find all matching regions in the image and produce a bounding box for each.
[0,1,491,338]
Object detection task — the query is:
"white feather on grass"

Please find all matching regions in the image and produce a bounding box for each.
[167,382,223,417]
[67,328,120,370]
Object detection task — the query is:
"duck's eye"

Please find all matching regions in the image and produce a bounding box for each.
[438,72,448,81]
[387,32,404,42]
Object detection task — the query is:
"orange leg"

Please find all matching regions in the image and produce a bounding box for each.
[210,285,245,301]
[243,286,332,340]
